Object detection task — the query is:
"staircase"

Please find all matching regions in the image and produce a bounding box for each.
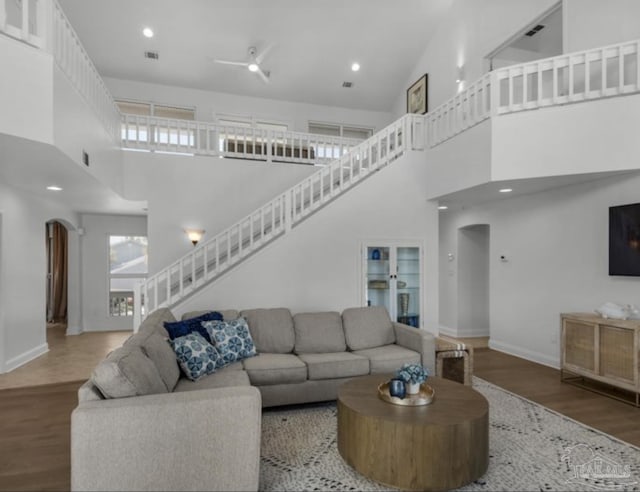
[133,114,427,325]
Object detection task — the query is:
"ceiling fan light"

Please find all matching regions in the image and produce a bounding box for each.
[248,63,259,72]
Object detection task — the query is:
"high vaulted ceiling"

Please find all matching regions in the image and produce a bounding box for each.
[58,0,451,112]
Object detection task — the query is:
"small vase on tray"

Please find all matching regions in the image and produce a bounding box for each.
[406,381,420,395]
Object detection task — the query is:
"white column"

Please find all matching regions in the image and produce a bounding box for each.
[66,229,83,335]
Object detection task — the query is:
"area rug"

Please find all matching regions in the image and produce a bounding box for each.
[260,377,640,491]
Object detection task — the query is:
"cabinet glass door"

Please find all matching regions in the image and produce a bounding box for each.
[366,246,390,313]
[396,247,420,327]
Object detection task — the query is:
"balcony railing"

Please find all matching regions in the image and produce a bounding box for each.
[121,114,364,165]
[427,38,640,147]
[0,0,47,48]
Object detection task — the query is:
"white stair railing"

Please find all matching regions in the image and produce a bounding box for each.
[50,0,121,142]
[133,113,426,326]
[427,74,491,147]
[427,38,640,147]
[121,114,363,165]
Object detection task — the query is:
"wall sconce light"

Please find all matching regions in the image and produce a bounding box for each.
[185,228,205,246]
[456,65,465,84]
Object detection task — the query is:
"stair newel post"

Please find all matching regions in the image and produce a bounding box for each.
[489,70,500,118]
[37,0,51,50]
[20,0,29,41]
[133,281,142,331]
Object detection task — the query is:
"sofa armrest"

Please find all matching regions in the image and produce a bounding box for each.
[71,386,261,492]
[393,322,436,375]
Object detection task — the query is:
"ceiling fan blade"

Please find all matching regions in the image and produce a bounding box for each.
[213,59,249,67]
[256,66,270,83]
[255,43,275,64]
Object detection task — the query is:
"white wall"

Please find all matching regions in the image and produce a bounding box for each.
[492,95,640,181]
[426,120,492,199]
[123,152,317,273]
[53,67,125,197]
[80,213,147,332]
[0,35,53,144]
[439,172,640,368]
[174,151,440,334]
[391,0,558,119]
[564,0,640,52]
[105,77,393,134]
[0,183,79,372]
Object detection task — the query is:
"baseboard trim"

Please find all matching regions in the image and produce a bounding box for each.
[488,339,559,369]
[437,325,490,338]
[65,325,83,336]
[455,327,490,338]
[3,343,49,373]
[437,325,458,337]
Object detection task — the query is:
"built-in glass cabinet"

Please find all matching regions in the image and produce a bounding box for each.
[363,242,422,327]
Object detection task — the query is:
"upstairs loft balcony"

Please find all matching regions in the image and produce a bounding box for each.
[2,0,640,203]
[426,39,640,200]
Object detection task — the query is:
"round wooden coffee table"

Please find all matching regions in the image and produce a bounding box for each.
[337,374,488,491]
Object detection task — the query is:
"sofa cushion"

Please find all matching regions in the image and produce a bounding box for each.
[352,344,421,373]
[182,309,239,321]
[169,332,223,381]
[140,331,181,391]
[202,318,257,365]
[293,312,346,354]
[297,352,369,380]
[164,311,223,342]
[342,306,396,351]
[240,308,295,353]
[137,307,176,338]
[173,366,251,392]
[242,353,307,385]
[91,344,167,398]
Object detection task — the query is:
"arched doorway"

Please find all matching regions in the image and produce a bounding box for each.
[46,220,68,324]
[457,224,490,339]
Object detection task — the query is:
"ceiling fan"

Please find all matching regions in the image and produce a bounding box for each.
[212,46,273,83]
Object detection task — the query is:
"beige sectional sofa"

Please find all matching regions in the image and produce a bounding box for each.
[71,305,435,491]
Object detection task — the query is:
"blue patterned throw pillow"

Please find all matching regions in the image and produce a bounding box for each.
[202,317,257,365]
[169,332,223,381]
[164,311,223,342]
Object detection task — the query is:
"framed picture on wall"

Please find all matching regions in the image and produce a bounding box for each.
[406,74,428,114]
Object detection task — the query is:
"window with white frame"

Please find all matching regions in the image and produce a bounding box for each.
[117,100,196,146]
[214,114,289,153]
[308,122,373,140]
[307,122,373,159]
[109,235,148,317]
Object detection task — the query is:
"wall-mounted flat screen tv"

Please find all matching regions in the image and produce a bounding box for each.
[609,202,640,276]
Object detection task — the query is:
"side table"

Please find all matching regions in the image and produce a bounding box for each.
[436,338,473,386]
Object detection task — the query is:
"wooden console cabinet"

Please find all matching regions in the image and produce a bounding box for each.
[560,313,640,406]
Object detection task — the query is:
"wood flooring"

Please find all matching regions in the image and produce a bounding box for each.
[0,340,639,491]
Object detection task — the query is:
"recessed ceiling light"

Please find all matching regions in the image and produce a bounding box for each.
[142,27,154,38]
[499,188,513,193]
[438,205,448,210]
[248,63,259,72]
[46,185,63,191]
[351,62,360,72]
